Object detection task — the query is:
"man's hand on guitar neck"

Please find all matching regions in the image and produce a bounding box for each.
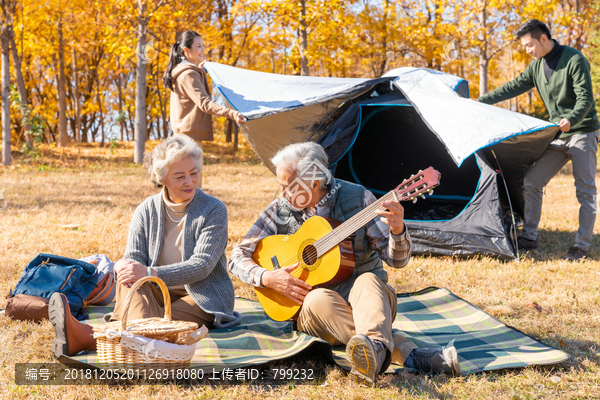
[261,263,313,305]
[375,200,406,235]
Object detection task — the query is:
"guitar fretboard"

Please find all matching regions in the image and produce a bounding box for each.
[313,190,398,257]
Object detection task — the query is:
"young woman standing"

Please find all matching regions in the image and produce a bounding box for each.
[163,31,246,187]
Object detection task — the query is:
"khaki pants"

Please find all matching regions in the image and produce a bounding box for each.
[296,272,418,365]
[110,281,215,329]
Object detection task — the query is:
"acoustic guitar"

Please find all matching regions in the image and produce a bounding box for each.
[252,167,441,321]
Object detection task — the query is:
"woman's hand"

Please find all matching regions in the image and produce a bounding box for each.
[114,259,151,288]
[260,263,312,305]
[235,113,247,125]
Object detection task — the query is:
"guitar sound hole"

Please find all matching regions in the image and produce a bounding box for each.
[302,245,318,266]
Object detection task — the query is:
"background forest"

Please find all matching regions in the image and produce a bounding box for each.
[0,0,599,165]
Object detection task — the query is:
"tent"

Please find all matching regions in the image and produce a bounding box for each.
[205,62,560,260]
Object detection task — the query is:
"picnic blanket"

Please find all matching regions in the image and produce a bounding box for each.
[63,287,569,375]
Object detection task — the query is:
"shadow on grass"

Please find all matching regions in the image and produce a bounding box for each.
[519,228,600,261]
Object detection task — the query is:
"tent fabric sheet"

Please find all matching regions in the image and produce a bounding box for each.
[391,70,559,166]
[62,288,568,376]
[205,62,558,169]
[383,67,469,98]
[204,61,383,120]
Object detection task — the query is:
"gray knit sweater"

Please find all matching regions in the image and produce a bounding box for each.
[123,188,241,328]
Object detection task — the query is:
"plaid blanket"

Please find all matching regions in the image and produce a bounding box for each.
[64,287,568,375]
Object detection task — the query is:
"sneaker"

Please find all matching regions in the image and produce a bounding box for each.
[563,246,587,261]
[409,345,461,376]
[346,334,390,384]
[517,236,539,249]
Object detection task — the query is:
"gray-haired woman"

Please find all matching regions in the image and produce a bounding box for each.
[49,134,240,358]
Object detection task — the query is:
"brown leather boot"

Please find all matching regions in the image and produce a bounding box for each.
[49,292,97,358]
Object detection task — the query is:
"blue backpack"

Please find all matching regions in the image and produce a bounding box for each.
[10,253,98,317]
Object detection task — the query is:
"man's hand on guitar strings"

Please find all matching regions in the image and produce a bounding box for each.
[261,262,313,304]
[376,200,406,236]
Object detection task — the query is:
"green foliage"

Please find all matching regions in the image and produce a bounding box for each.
[10,86,46,160]
[589,3,600,111]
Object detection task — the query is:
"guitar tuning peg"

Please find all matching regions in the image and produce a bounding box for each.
[429,189,434,196]
[421,195,426,200]
[412,197,417,204]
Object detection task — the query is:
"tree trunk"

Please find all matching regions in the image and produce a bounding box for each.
[72,47,81,142]
[156,52,168,140]
[1,28,10,166]
[134,0,147,164]
[57,17,68,147]
[97,77,105,147]
[478,1,489,96]
[299,0,309,76]
[116,57,129,141]
[8,25,30,143]
[479,57,488,96]
[225,119,232,142]
[233,123,239,151]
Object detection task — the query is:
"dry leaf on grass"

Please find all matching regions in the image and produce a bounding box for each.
[527,301,544,313]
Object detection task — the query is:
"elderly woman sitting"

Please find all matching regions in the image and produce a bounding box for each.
[49,134,240,358]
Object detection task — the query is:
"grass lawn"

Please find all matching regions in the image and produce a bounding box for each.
[1,136,599,399]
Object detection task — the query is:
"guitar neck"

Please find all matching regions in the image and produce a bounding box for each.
[313,191,397,257]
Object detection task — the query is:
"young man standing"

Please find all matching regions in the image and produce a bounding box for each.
[478,19,600,261]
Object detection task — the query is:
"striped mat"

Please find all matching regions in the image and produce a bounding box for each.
[64,287,568,375]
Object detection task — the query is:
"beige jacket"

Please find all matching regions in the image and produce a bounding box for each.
[170,61,241,141]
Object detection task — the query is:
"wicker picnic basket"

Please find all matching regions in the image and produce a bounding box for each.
[92,276,202,372]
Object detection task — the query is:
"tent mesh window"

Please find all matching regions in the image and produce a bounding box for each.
[333,106,481,221]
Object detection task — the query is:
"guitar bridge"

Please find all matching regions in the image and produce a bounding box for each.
[271,255,281,270]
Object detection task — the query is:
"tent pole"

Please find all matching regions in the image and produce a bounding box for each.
[491,150,519,261]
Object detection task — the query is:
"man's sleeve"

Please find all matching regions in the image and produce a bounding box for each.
[228,201,279,287]
[563,56,595,127]
[478,63,535,105]
[363,190,412,269]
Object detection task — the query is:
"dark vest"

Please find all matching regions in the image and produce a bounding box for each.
[275,178,387,297]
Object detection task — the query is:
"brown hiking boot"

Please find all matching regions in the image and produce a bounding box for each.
[49,293,96,358]
[563,247,587,261]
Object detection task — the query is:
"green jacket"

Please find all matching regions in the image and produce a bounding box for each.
[478,45,600,138]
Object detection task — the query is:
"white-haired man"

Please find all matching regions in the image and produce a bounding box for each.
[229,142,460,383]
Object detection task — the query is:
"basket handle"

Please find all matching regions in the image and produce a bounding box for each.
[119,276,172,332]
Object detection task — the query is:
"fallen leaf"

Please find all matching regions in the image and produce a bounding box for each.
[558,339,566,347]
[528,302,543,313]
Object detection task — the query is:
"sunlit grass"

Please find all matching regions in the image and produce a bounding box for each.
[0,137,599,399]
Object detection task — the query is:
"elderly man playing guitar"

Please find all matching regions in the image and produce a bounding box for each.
[229,142,460,383]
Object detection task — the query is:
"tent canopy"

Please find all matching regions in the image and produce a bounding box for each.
[204,62,561,259]
[205,62,558,169]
